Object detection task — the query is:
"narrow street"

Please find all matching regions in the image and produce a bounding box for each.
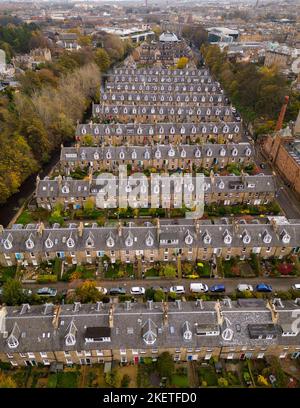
[23,276,300,295]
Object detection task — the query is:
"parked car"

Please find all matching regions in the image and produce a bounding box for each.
[237,284,253,292]
[210,284,225,293]
[96,287,108,295]
[36,287,57,297]
[130,286,145,295]
[256,283,272,293]
[109,287,126,296]
[190,283,209,293]
[169,286,185,294]
[22,288,33,296]
[291,283,300,291]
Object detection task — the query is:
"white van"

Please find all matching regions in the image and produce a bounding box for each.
[190,283,209,293]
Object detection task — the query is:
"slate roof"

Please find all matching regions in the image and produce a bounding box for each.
[107,75,213,84]
[101,92,228,104]
[76,122,241,138]
[112,68,209,76]
[92,104,236,118]
[1,299,300,353]
[105,83,221,93]
[0,217,299,254]
[36,174,275,200]
[61,143,252,162]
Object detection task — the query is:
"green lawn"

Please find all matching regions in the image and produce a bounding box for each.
[171,374,189,388]
[47,372,79,388]
[198,367,218,386]
[0,266,17,282]
[16,210,34,224]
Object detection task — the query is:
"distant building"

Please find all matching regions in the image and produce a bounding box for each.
[208,27,239,43]
[99,27,154,43]
[56,33,81,51]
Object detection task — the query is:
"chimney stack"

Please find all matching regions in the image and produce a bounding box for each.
[275,96,289,131]
[78,222,84,237]
[109,304,114,328]
[163,301,168,326]
[52,305,61,330]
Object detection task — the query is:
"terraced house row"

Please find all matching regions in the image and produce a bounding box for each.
[92,104,237,123]
[35,174,275,210]
[76,122,242,144]
[1,298,300,367]
[105,83,221,94]
[100,92,228,106]
[60,143,253,173]
[0,217,299,267]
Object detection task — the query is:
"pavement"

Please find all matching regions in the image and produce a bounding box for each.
[23,276,300,296]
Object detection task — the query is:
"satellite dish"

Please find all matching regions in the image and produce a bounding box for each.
[291,57,300,74]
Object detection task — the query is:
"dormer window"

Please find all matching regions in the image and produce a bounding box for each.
[263,230,272,244]
[155,149,161,159]
[144,150,150,160]
[201,96,206,102]
[202,126,207,134]
[181,149,186,158]
[66,236,75,248]
[149,127,154,135]
[195,148,201,158]
[25,236,34,250]
[119,151,125,160]
[125,233,134,247]
[206,148,212,157]
[192,126,197,134]
[170,127,175,134]
[203,182,210,191]
[232,148,238,157]
[223,125,229,133]
[62,185,69,194]
[106,233,115,248]
[106,151,111,160]
[45,236,53,249]
[137,126,143,135]
[219,181,225,189]
[242,231,251,244]
[234,126,240,133]
[220,147,226,157]
[132,150,137,160]
[245,147,251,156]
[203,231,212,245]
[168,147,175,157]
[153,184,159,194]
[180,126,185,134]
[3,234,13,250]
[223,230,232,245]
[206,108,211,115]
[94,152,99,160]
[116,127,122,135]
[81,128,86,135]
[80,152,86,160]
[105,127,110,135]
[94,127,99,135]
[213,126,218,134]
[281,230,291,244]
[159,126,164,134]
[86,233,94,248]
[185,231,193,245]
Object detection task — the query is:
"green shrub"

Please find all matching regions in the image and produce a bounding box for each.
[37,274,57,283]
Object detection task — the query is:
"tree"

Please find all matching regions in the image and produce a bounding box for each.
[160,264,177,278]
[218,377,229,387]
[0,371,17,388]
[105,369,121,388]
[121,374,131,388]
[83,198,95,216]
[154,289,165,302]
[257,375,269,387]
[75,280,102,303]
[145,288,155,300]
[157,352,175,380]
[176,57,189,69]
[95,48,111,72]
[2,279,25,306]
[49,204,64,225]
